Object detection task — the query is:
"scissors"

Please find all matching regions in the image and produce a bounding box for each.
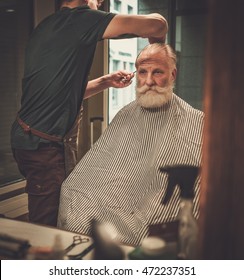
[64,235,89,255]
[121,70,137,83]
[67,243,95,260]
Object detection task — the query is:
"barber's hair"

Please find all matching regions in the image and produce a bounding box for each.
[58,0,74,4]
[57,0,84,6]
[61,0,75,3]
[57,0,74,8]
[135,43,177,69]
[58,0,104,7]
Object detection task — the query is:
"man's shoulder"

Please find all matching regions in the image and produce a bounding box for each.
[172,94,204,145]
[116,100,138,113]
[173,94,204,120]
[109,101,139,123]
[46,7,115,25]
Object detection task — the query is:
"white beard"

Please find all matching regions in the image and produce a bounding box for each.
[136,84,173,109]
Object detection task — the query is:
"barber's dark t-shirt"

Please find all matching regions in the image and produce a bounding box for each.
[11,6,115,149]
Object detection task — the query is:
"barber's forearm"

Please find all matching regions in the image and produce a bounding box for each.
[84,71,134,100]
[103,14,168,43]
[84,75,110,100]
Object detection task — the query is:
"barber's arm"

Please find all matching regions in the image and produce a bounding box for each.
[84,70,134,100]
[103,13,168,43]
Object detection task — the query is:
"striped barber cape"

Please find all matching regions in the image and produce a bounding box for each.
[58,93,204,246]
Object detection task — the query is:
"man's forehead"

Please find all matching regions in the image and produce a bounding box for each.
[137,56,168,68]
[137,51,167,66]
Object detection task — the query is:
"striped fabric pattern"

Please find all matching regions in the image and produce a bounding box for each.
[58,94,204,246]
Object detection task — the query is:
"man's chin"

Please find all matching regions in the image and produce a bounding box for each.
[137,99,167,109]
[136,90,172,109]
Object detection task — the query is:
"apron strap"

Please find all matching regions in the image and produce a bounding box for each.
[17,115,63,142]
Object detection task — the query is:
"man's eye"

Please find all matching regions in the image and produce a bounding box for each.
[138,70,147,75]
[154,71,163,75]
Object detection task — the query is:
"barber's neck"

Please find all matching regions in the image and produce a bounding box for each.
[61,0,86,9]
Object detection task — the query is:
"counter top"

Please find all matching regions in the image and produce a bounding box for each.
[0,218,134,260]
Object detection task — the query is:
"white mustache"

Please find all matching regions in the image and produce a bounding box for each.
[136,85,166,95]
[136,84,173,108]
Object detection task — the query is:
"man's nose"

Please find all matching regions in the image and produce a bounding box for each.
[145,74,155,86]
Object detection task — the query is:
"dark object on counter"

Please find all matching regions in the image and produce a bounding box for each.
[0,233,30,259]
[91,219,125,260]
[149,220,179,242]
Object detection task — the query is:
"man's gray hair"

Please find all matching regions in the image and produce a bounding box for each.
[135,43,177,69]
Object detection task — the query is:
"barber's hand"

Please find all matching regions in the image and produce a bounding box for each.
[148,35,166,44]
[106,70,135,88]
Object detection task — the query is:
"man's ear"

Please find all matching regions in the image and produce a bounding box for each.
[172,68,177,81]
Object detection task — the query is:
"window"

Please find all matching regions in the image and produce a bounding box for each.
[112,59,120,71]
[110,59,120,108]
[112,90,119,106]
[129,62,134,72]
[114,0,121,12]
[0,0,33,187]
[128,5,133,14]
[108,0,138,123]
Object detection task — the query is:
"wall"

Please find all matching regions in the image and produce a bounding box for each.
[33,0,55,26]
[199,0,244,259]
[0,0,56,219]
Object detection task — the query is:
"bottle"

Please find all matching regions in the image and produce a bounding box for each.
[177,198,198,259]
[26,235,64,260]
[160,165,199,260]
[50,234,64,260]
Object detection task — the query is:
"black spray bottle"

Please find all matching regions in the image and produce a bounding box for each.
[160,165,199,260]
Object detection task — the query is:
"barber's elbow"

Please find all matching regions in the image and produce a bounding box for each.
[148,14,168,37]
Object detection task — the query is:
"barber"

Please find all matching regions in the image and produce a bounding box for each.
[10,0,168,227]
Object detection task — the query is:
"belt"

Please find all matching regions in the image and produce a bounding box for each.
[17,115,63,143]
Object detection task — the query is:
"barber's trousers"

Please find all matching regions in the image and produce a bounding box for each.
[13,144,66,227]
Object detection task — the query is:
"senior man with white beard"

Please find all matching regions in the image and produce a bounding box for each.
[57,43,204,246]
